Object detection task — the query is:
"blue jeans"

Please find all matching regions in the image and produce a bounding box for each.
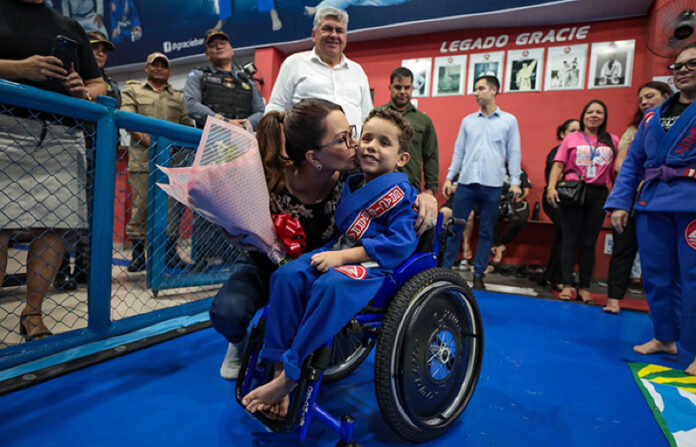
[209,253,271,344]
[443,183,503,277]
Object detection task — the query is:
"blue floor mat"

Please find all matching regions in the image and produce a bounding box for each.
[1,291,691,446]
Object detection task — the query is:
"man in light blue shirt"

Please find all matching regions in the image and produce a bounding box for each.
[442,75,522,289]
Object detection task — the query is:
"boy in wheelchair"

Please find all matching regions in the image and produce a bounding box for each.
[241,108,419,417]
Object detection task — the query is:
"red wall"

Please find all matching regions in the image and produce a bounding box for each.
[255,15,673,276]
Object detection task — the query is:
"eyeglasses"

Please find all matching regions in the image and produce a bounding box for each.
[668,58,696,73]
[318,125,357,150]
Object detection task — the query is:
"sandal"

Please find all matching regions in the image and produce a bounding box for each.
[577,289,595,305]
[19,313,53,342]
[558,287,574,301]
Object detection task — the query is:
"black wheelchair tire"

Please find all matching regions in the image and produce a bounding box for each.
[323,330,375,384]
[374,268,484,443]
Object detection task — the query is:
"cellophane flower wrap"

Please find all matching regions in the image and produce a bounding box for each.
[156,117,287,264]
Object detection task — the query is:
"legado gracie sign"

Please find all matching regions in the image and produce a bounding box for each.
[439,25,590,53]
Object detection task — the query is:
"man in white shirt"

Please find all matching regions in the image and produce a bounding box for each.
[265,6,372,130]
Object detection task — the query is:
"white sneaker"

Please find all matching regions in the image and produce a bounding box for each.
[219,338,246,380]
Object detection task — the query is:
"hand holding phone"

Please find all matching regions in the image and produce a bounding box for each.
[51,35,78,72]
[15,55,67,82]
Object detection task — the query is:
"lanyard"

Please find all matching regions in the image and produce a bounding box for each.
[582,132,598,163]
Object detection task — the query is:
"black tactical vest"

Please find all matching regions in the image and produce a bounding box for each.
[199,67,253,120]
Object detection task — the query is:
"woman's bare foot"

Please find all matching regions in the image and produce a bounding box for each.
[577,288,594,304]
[633,338,678,355]
[492,245,505,264]
[686,357,696,376]
[463,242,473,260]
[603,298,620,314]
[242,369,297,416]
[559,286,574,301]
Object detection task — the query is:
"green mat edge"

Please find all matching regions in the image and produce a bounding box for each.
[628,361,677,447]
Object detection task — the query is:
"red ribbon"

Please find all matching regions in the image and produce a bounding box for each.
[272,213,307,259]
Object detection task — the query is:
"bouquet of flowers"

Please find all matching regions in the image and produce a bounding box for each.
[157,117,291,264]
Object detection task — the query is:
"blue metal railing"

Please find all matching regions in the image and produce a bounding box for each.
[0,79,219,369]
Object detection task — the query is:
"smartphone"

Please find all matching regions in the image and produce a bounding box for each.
[51,35,79,72]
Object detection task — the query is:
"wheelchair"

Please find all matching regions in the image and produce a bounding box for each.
[234,216,484,445]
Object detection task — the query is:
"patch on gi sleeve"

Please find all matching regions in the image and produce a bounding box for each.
[334,265,367,280]
[686,219,696,250]
[643,111,654,126]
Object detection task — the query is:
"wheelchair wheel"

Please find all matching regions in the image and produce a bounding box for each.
[323,328,375,384]
[374,268,483,442]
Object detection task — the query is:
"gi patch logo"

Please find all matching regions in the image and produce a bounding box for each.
[346,186,405,240]
[335,265,367,280]
[643,111,654,126]
[686,219,696,250]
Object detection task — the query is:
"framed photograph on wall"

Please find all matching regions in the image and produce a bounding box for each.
[505,48,544,92]
[588,40,635,89]
[401,58,432,97]
[544,44,588,91]
[467,51,505,95]
[433,55,467,96]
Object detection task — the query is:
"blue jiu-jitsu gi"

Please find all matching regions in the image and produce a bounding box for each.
[261,172,418,381]
[605,93,696,353]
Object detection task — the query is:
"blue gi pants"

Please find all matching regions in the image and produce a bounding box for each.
[442,183,503,276]
[636,211,696,352]
[260,248,387,381]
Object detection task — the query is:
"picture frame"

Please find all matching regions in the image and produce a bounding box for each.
[401,58,432,97]
[467,51,505,95]
[588,40,635,89]
[544,44,588,91]
[504,48,544,92]
[432,55,467,96]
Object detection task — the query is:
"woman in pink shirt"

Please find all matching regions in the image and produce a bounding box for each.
[546,100,619,302]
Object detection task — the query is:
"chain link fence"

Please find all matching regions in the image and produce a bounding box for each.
[0,104,92,347]
[0,84,237,357]
[109,131,240,322]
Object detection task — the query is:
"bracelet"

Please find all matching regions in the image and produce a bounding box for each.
[84,90,93,101]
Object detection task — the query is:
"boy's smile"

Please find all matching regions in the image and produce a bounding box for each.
[358,117,410,182]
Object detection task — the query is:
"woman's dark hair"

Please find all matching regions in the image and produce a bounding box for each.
[629,81,672,127]
[579,99,615,153]
[256,98,343,194]
[556,119,579,140]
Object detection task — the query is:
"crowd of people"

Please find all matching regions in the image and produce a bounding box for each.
[0,1,694,391]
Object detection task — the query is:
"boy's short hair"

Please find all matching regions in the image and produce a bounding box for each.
[474,75,500,94]
[364,108,414,153]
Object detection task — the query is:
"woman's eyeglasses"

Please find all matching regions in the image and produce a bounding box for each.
[318,125,357,150]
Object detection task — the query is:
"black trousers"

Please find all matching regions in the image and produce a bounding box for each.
[542,193,563,285]
[607,215,638,299]
[493,206,530,246]
[559,185,609,288]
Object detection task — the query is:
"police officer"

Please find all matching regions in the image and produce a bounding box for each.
[184,29,264,270]
[121,52,194,272]
[184,29,264,131]
[88,31,121,106]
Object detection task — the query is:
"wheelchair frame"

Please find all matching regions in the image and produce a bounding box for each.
[234,215,484,445]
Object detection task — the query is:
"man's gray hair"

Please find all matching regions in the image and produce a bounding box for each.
[313,7,349,30]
